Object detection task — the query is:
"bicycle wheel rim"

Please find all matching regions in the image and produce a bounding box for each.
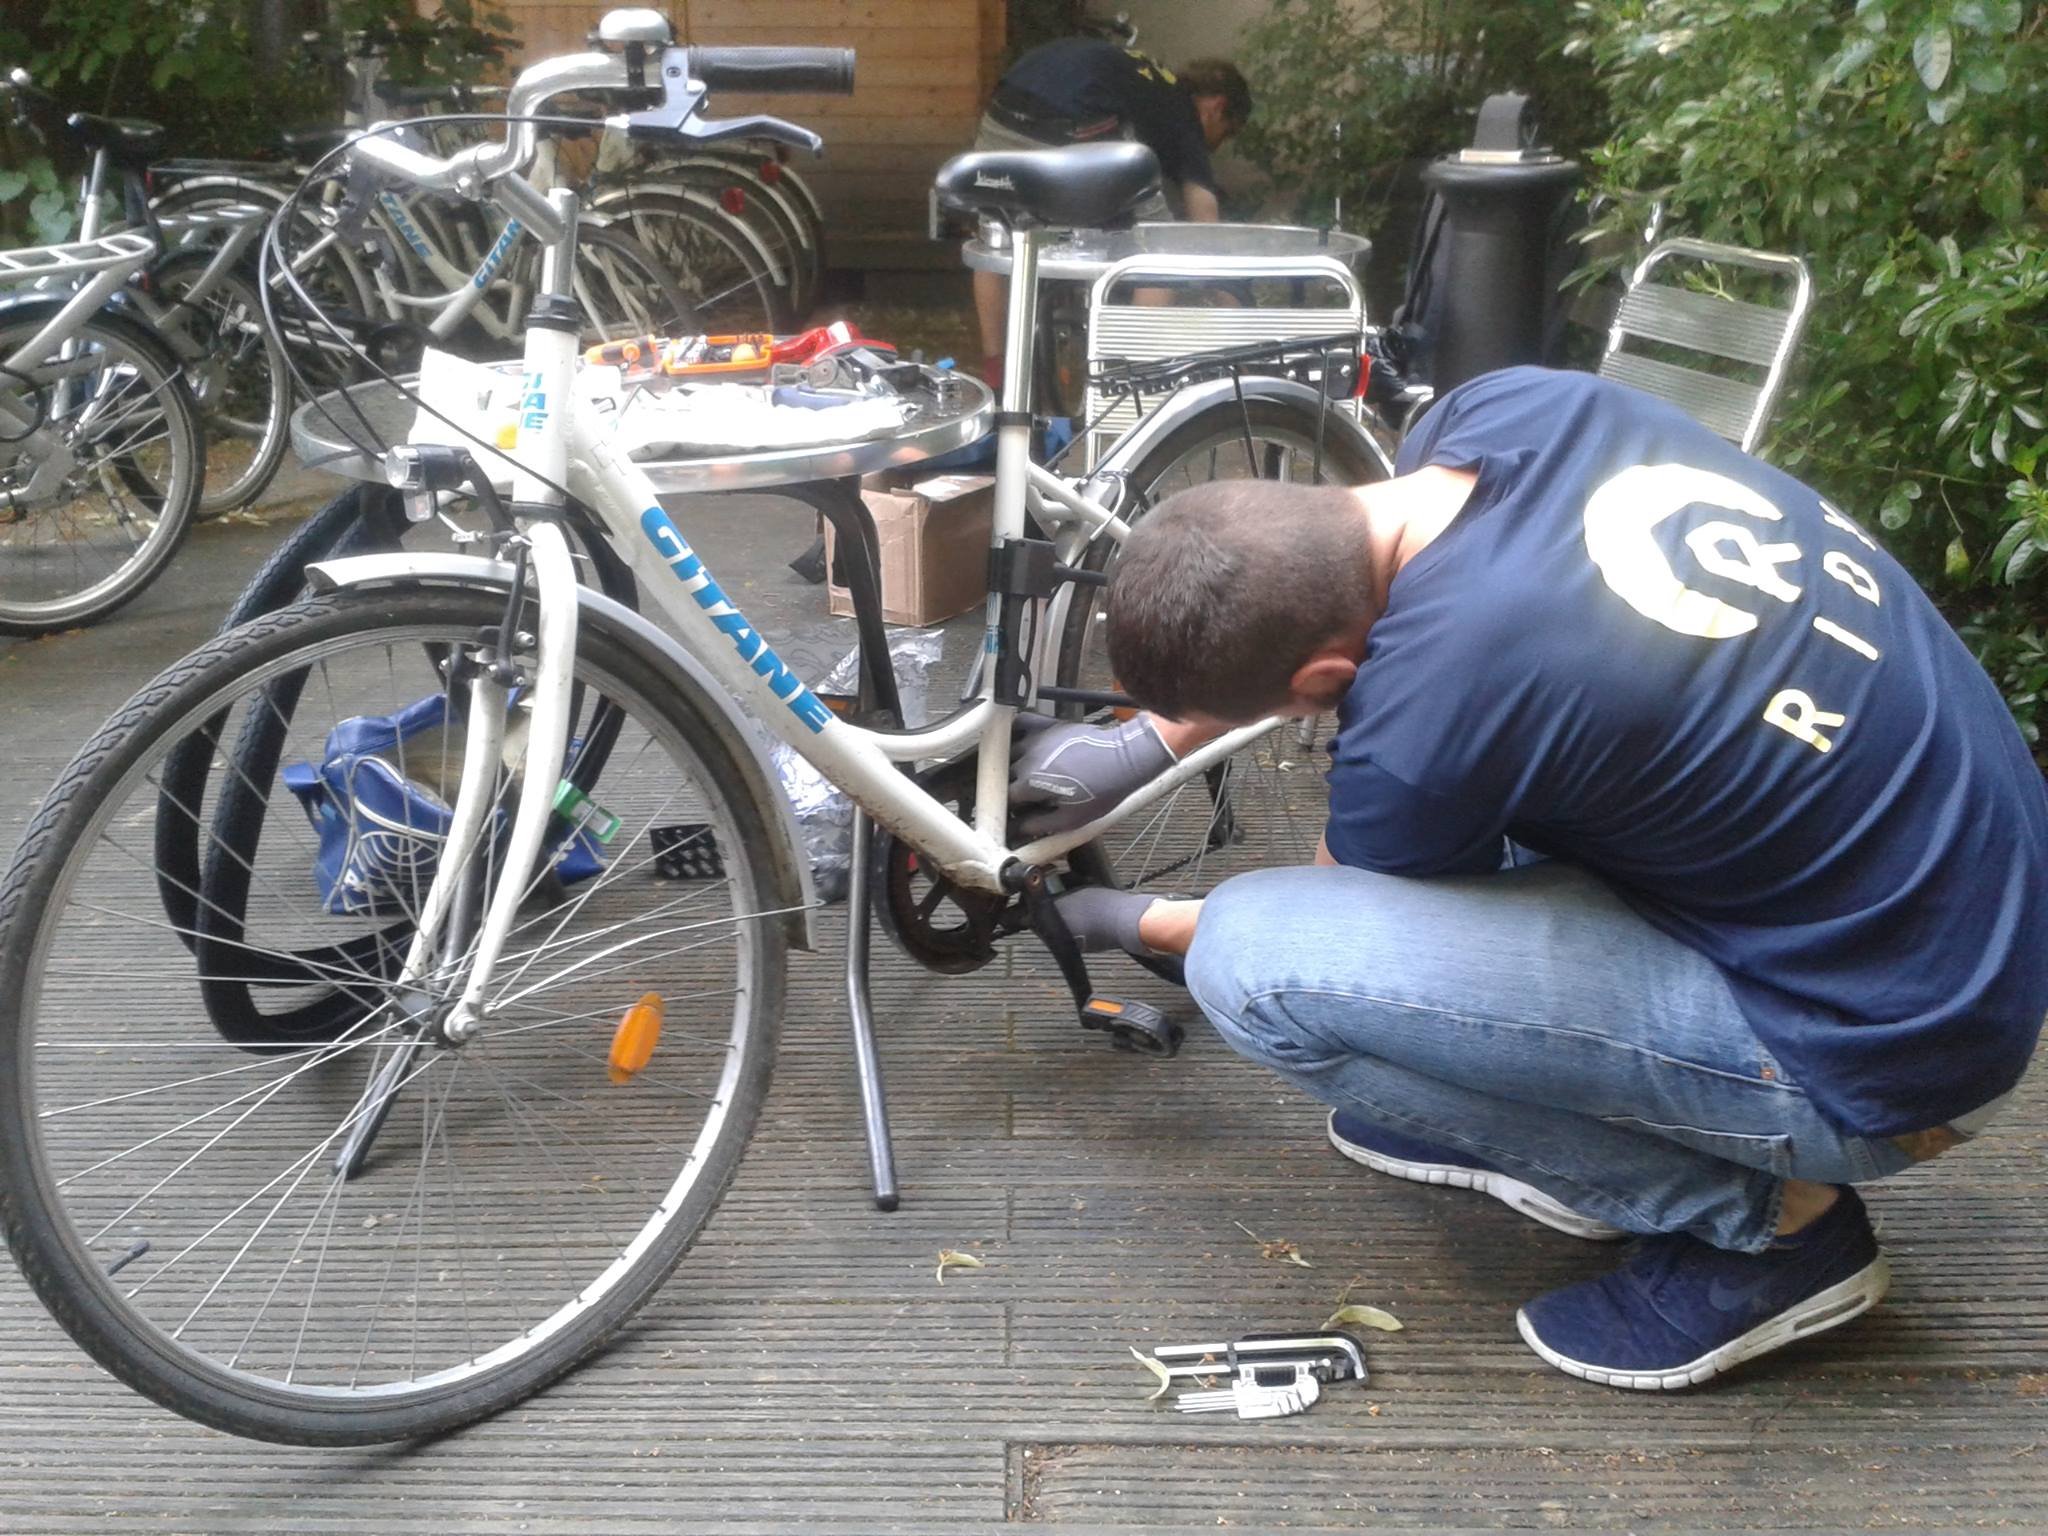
[0,594,781,1438]
[0,311,201,632]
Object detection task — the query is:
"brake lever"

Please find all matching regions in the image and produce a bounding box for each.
[677,114,823,155]
[604,44,823,155]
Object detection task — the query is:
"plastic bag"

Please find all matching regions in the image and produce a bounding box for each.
[770,629,945,902]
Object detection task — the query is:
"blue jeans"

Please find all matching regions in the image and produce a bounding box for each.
[1184,862,1922,1253]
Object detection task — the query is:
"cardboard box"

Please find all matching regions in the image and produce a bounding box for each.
[825,474,995,627]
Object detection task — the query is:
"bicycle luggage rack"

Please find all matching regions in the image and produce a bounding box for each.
[0,230,156,289]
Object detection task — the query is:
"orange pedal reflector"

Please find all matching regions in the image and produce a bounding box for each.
[1084,998,1125,1016]
[609,992,664,1083]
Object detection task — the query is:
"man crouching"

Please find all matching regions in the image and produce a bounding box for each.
[1008,366,2048,1390]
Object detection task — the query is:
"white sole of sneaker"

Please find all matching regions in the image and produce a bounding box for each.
[1514,1254,1892,1390]
[1326,1112,1627,1242]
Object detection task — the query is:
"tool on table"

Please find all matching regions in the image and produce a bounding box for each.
[1144,1332,1368,1421]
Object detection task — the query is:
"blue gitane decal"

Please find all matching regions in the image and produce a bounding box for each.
[519,369,547,435]
[377,192,435,261]
[473,219,523,288]
[639,506,833,733]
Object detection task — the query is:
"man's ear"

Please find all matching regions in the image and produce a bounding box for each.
[1285,650,1361,710]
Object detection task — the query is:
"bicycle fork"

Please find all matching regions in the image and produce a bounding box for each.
[332,191,586,1177]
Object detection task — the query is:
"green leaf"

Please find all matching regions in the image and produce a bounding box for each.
[1912,25,1953,90]
[1829,37,1879,82]
[2007,537,2045,584]
[1946,538,1972,581]
[1926,87,1968,125]
[1938,234,1963,278]
[1855,0,1889,31]
[0,169,27,204]
[1879,483,1920,529]
[1991,519,2031,570]
[1962,56,2008,93]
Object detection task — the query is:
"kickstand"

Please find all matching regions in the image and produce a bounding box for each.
[845,810,900,1211]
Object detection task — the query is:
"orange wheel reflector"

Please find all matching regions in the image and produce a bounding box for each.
[608,992,664,1083]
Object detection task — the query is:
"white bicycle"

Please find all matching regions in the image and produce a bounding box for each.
[0,25,1390,1445]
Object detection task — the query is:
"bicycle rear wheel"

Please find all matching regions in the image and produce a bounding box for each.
[150,248,291,517]
[0,306,204,636]
[591,189,791,335]
[0,587,788,1443]
[1058,398,1388,898]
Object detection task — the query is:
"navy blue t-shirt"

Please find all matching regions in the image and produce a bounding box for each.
[1326,366,2048,1136]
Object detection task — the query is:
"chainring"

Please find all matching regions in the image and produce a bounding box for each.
[872,758,1014,975]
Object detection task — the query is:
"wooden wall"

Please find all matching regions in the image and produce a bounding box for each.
[493,1,1005,271]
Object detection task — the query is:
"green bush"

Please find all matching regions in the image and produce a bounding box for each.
[2,0,514,162]
[1572,0,2048,748]
[1236,0,1607,238]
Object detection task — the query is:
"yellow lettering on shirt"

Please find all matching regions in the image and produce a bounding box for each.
[1812,615,1879,661]
[1684,521,1804,604]
[1823,550,1881,605]
[1821,500,1879,551]
[1763,689,1847,753]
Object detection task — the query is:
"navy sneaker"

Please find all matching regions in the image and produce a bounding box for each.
[1516,1186,1888,1390]
[1327,1110,1626,1242]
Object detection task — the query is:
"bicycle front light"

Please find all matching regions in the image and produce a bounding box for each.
[383,444,471,521]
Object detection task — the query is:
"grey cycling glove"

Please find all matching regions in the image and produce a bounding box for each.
[1008,712,1176,836]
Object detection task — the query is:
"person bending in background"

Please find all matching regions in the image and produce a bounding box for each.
[966,38,1251,390]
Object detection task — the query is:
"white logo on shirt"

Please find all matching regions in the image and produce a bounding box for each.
[1581,464,1887,755]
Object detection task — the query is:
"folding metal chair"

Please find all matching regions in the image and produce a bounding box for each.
[1597,236,1813,453]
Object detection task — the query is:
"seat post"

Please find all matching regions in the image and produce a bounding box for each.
[992,226,1041,546]
[76,149,109,242]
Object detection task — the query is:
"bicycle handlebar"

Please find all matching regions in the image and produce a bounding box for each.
[689,46,856,96]
[345,39,851,196]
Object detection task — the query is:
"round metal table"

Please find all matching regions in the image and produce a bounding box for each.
[289,365,994,494]
[961,221,1372,283]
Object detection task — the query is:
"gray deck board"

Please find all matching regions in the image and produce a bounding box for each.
[1,502,2044,1532]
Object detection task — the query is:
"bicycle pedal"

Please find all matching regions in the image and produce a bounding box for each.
[649,823,726,880]
[1174,1363,1322,1420]
[1080,995,1182,1057]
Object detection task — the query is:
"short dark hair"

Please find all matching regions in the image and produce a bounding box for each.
[1178,58,1253,129]
[1105,481,1373,722]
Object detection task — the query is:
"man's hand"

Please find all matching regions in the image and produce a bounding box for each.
[1008,712,1177,836]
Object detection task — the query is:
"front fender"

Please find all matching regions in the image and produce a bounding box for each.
[302,551,819,952]
[1076,373,1396,507]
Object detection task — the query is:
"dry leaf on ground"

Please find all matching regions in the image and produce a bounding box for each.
[1128,1346,1172,1401]
[1233,1219,1312,1268]
[934,1249,985,1284]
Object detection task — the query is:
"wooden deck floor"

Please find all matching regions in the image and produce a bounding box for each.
[1,499,2043,1532]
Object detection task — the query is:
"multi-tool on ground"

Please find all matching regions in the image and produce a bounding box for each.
[1143,1332,1370,1421]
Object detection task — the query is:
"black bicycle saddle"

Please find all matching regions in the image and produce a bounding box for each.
[66,112,166,168]
[933,141,1160,230]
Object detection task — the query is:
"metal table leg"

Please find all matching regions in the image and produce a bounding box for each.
[845,810,899,1211]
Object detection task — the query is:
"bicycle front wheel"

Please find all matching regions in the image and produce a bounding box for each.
[0,306,204,636]
[1058,398,1388,897]
[0,587,789,1443]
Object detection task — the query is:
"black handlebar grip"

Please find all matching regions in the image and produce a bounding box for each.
[687,46,856,96]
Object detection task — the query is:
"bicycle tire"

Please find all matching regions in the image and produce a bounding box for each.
[149,249,292,518]
[0,585,789,1443]
[0,303,205,636]
[589,188,792,335]
[1059,397,1387,902]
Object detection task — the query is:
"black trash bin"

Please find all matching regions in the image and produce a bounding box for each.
[1414,94,1582,395]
